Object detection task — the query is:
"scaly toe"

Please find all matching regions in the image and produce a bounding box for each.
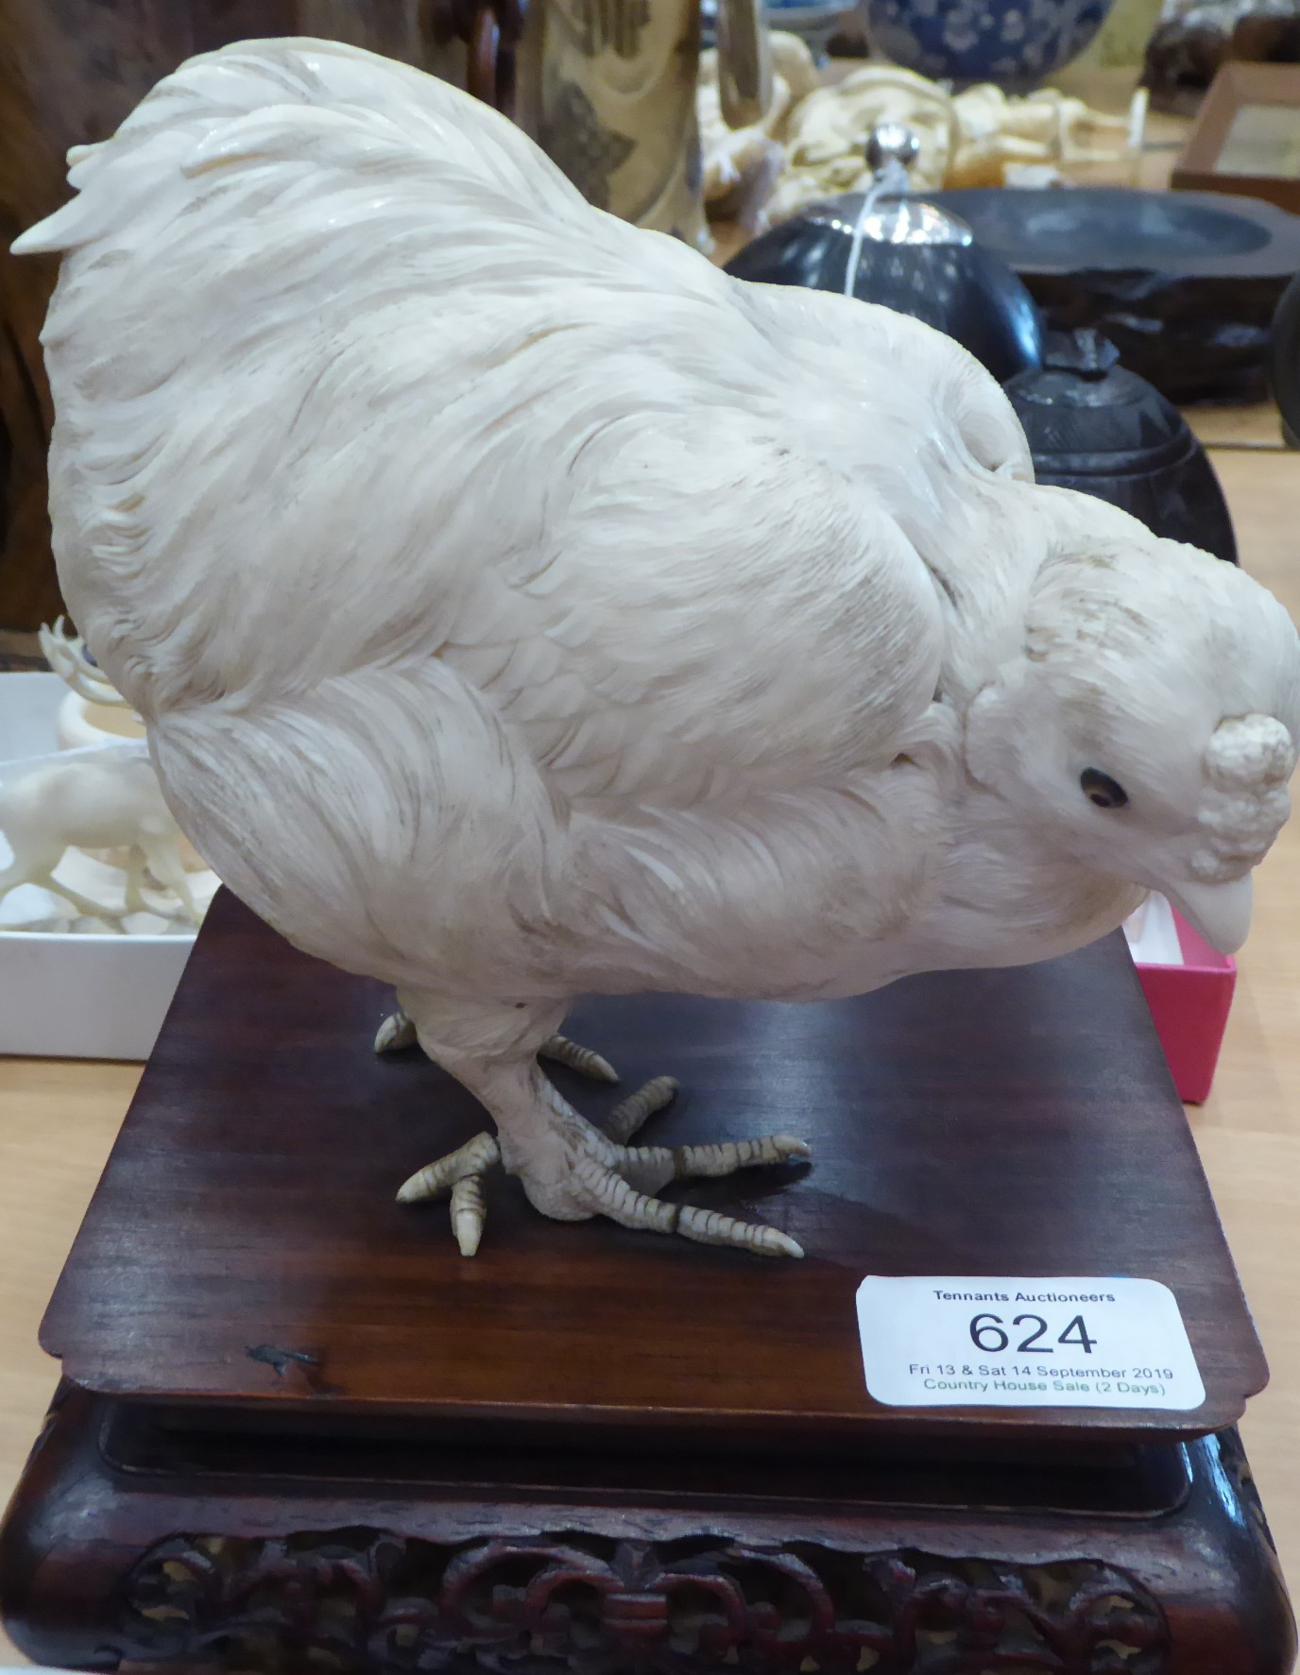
[572,1154,804,1259]
[450,1174,489,1257]
[397,1130,502,1257]
[375,1009,419,1055]
[671,1133,811,1175]
[677,1205,805,1259]
[396,1130,501,1204]
[604,1075,679,1143]
[615,1131,811,1193]
[540,1034,620,1084]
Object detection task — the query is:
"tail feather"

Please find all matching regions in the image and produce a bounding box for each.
[12,33,739,724]
[12,36,671,718]
[14,36,593,259]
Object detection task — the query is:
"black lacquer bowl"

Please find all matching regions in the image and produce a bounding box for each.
[928,187,1300,404]
[724,201,1044,383]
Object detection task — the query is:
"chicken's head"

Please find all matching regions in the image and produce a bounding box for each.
[965,521,1300,954]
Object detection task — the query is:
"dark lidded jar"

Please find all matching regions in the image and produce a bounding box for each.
[725,123,1043,383]
[1004,330,1238,565]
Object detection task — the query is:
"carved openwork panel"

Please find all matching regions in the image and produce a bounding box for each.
[121,1530,1170,1672]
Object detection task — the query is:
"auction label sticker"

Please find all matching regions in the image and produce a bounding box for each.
[856,1276,1205,1411]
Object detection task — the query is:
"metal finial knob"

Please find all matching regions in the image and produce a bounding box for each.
[866,122,921,175]
[1044,329,1123,380]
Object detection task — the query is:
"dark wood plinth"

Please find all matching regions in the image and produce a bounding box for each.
[0,893,1294,1672]
[2,1384,1293,1675]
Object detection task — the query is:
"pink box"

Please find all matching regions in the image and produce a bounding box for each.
[1133,912,1236,1105]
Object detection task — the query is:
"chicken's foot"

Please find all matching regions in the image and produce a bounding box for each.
[396,1070,808,1259]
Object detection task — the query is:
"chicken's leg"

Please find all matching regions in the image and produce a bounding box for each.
[389,998,808,1259]
[376,1005,618,1085]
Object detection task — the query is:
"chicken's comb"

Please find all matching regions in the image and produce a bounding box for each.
[1191,715,1296,883]
[1204,714,1296,792]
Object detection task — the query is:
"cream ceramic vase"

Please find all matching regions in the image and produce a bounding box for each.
[531,0,768,249]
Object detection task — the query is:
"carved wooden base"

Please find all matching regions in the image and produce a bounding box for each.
[4,900,1294,1671]
[1,1383,1293,1674]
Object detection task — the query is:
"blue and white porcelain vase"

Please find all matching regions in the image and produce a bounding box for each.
[863,0,1115,87]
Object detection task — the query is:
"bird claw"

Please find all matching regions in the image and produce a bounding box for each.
[572,1150,806,1258]
[396,1070,808,1259]
[449,1171,491,1258]
[540,1033,620,1084]
[375,1009,419,1055]
[396,1129,501,1255]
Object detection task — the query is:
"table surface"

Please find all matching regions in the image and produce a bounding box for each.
[4,82,1300,1668]
[37,893,1264,1448]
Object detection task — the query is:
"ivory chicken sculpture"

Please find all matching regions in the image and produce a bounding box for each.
[17,38,1300,1260]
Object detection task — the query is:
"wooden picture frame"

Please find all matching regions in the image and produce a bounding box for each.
[1172,61,1300,215]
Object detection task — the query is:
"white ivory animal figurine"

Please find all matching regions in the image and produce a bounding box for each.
[16,39,1300,1259]
[709,59,1143,228]
[0,753,203,926]
[699,32,822,232]
[39,616,134,712]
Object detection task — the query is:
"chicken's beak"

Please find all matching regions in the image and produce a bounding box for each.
[1164,874,1254,955]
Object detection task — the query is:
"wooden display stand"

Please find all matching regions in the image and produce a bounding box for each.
[0,892,1293,1673]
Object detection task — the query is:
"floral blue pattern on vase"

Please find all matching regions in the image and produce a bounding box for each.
[864,0,1114,87]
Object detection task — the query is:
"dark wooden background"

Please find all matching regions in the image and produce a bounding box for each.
[0,0,477,632]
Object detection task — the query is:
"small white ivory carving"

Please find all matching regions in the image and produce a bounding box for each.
[17,40,1300,1259]
[39,617,134,711]
[41,615,150,752]
[699,31,822,231]
[0,753,203,927]
[700,54,1142,227]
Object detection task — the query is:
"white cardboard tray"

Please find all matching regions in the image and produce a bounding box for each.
[0,672,200,1061]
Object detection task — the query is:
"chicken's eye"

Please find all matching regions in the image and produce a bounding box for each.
[1081,768,1128,809]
